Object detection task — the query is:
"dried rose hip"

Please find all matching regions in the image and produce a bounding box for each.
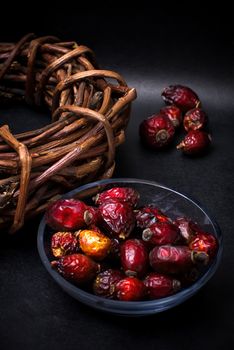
[46,199,93,231]
[115,277,146,301]
[149,245,209,274]
[93,269,124,298]
[51,253,99,284]
[108,238,121,260]
[160,105,182,128]
[162,85,200,112]
[120,239,148,277]
[142,222,179,245]
[189,232,218,258]
[135,205,171,229]
[183,108,207,132]
[94,187,139,207]
[139,113,175,149]
[51,231,78,258]
[143,273,181,299]
[177,130,211,155]
[78,229,111,260]
[99,199,135,239]
[174,217,201,243]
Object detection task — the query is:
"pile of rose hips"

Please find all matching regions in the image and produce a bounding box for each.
[47,186,218,301]
[139,85,211,155]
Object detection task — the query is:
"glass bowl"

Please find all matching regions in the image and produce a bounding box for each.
[37,178,222,316]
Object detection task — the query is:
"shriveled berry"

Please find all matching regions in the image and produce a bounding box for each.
[78,229,111,261]
[144,273,181,299]
[189,232,218,258]
[174,217,201,243]
[139,113,175,149]
[99,199,135,239]
[162,85,200,112]
[94,187,139,207]
[160,105,182,128]
[51,231,78,258]
[46,199,93,231]
[149,245,209,274]
[142,222,179,245]
[177,130,211,155]
[115,277,146,301]
[52,253,99,284]
[120,239,148,277]
[183,108,207,132]
[93,269,124,298]
[135,205,171,229]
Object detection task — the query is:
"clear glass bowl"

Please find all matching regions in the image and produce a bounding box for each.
[37,178,222,316]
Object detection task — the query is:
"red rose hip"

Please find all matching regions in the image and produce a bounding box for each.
[46,199,93,231]
[149,245,209,274]
[135,205,171,229]
[177,130,211,155]
[51,253,99,284]
[115,277,146,301]
[174,217,201,243]
[189,232,218,258]
[51,231,78,258]
[142,222,179,245]
[183,108,207,132]
[162,85,200,112]
[139,113,175,149]
[94,187,139,207]
[160,105,182,128]
[120,239,148,277]
[93,269,124,298]
[144,273,181,299]
[99,199,135,239]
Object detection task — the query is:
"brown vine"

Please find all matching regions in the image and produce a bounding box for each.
[0,34,136,233]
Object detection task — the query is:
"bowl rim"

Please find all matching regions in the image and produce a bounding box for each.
[37,177,223,311]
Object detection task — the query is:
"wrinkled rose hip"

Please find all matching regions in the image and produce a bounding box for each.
[78,229,111,260]
[135,205,171,229]
[144,273,181,299]
[174,217,201,243]
[189,232,218,258]
[139,113,175,149]
[160,105,182,128]
[162,85,200,112]
[177,130,211,155]
[142,222,179,245]
[93,269,124,298]
[99,199,135,239]
[94,187,140,207]
[51,231,78,258]
[183,108,207,132]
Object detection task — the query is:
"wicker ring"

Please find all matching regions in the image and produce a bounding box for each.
[0,34,136,233]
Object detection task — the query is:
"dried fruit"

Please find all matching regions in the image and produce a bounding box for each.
[115,277,146,301]
[99,199,135,239]
[183,108,207,132]
[139,113,175,149]
[174,217,201,243]
[142,222,179,245]
[162,85,200,112]
[46,199,93,231]
[160,105,182,128]
[108,238,121,260]
[51,231,78,258]
[85,206,101,226]
[189,232,218,258]
[149,245,209,274]
[78,229,111,260]
[177,130,211,155]
[94,187,139,207]
[93,269,124,298]
[51,253,99,284]
[120,239,148,277]
[143,273,181,299]
[135,205,171,229]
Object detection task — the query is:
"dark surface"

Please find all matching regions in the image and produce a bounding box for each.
[0,4,234,350]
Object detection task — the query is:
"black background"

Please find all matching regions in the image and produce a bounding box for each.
[0,2,234,349]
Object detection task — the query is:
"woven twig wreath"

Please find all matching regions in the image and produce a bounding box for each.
[0,33,136,233]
